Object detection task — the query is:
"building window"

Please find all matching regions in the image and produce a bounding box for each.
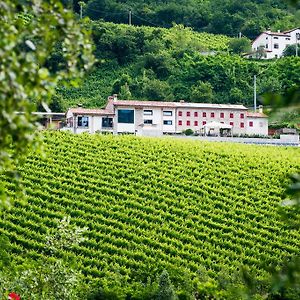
[230,122,234,127]
[202,121,206,125]
[163,111,172,116]
[265,44,268,49]
[118,109,134,124]
[178,120,182,126]
[286,38,291,40]
[240,122,244,128]
[144,119,153,125]
[230,113,234,118]
[178,111,182,116]
[194,112,198,117]
[77,116,89,127]
[274,37,278,39]
[187,120,190,126]
[220,112,224,118]
[240,113,244,119]
[203,112,206,117]
[211,112,215,118]
[187,111,191,117]
[102,117,113,128]
[249,121,253,127]
[259,121,264,127]
[194,121,198,126]
[144,110,153,115]
[164,120,172,125]
[274,43,279,49]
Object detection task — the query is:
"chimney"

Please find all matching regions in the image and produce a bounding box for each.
[77,103,83,107]
[258,105,263,114]
[113,94,118,101]
[108,96,113,101]
[179,100,185,103]
[277,30,280,33]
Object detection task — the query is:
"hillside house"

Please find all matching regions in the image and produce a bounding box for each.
[245,28,300,59]
[65,95,268,136]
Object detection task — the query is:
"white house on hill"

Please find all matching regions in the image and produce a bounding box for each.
[245,28,300,59]
[64,95,268,136]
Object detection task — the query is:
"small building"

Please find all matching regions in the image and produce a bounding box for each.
[244,28,300,59]
[33,112,65,129]
[65,107,114,134]
[246,112,268,136]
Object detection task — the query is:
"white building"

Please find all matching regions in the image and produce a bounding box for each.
[246,28,300,59]
[246,112,268,136]
[65,95,268,136]
[65,108,114,134]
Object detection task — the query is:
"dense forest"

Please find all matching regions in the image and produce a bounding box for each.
[64,0,299,38]
[54,21,300,113]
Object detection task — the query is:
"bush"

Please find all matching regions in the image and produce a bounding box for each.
[184,129,194,136]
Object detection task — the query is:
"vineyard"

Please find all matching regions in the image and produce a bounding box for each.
[1,132,300,293]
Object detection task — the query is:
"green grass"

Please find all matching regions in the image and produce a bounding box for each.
[1,131,299,286]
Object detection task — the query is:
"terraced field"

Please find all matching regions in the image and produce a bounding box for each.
[1,132,299,286]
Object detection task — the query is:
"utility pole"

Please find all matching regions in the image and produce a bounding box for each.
[129,9,132,25]
[254,75,257,112]
[79,1,86,20]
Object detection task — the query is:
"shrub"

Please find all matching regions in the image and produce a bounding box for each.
[184,129,194,136]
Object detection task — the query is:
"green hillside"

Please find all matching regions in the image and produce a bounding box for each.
[80,0,299,38]
[53,21,300,111]
[1,132,300,297]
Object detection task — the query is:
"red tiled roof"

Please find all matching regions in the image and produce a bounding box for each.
[68,108,114,115]
[268,32,290,37]
[252,31,290,44]
[114,100,178,108]
[114,100,248,110]
[67,100,248,116]
[283,27,300,33]
[247,112,268,118]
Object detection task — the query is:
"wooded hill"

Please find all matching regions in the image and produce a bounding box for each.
[53,21,300,112]
[68,0,299,39]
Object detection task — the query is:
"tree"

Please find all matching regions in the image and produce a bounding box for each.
[191,81,214,103]
[119,83,132,100]
[0,217,88,300]
[283,44,300,56]
[137,73,174,101]
[112,73,132,95]
[0,0,94,207]
[157,270,177,300]
[228,38,251,54]
[255,45,267,59]
[229,87,244,104]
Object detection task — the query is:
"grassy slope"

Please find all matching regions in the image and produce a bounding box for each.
[55,22,233,111]
[1,132,300,286]
[56,63,125,111]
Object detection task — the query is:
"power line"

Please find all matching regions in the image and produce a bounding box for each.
[131,13,162,27]
[84,6,128,17]
[82,6,255,38]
